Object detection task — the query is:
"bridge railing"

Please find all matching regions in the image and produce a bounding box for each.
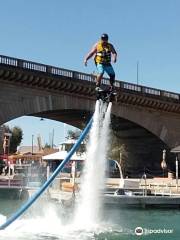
[0,54,179,101]
[22,60,47,72]
[73,71,95,82]
[122,82,141,92]
[161,91,179,100]
[0,55,18,67]
[51,67,73,78]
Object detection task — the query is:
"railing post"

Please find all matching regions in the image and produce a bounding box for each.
[18,59,24,68]
[160,90,164,97]
[120,81,124,89]
[141,86,146,94]
[72,71,77,79]
[47,66,52,74]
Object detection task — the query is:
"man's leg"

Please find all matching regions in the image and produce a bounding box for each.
[109,74,115,90]
[96,73,103,87]
[105,65,115,91]
[96,64,104,89]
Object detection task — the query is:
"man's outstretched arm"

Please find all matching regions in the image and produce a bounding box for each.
[84,44,97,66]
[111,44,117,63]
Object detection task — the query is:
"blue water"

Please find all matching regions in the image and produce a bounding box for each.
[0,199,179,239]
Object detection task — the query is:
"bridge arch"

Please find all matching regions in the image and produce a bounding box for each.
[0,90,176,177]
[0,80,178,149]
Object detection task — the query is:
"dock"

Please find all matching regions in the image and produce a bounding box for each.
[103,194,180,208]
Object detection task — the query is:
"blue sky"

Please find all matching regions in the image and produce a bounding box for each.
[1,0,180,146]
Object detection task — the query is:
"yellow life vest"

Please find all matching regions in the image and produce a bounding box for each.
[95,41,112,64]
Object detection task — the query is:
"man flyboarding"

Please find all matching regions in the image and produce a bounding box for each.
[84,33,117,92]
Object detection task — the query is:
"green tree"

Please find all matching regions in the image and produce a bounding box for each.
[66,129,81,140]
[66,129,86,153]
[9,126,23,154]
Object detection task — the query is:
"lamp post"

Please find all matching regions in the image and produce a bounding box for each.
[137,61,139,85]
[32,134,34,155]
[161,149,167,178]
[119,151,123,179]
[170,146,180,192]
[176,155,178,192]
[142,171,147,196]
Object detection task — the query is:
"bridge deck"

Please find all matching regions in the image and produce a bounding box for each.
[0,54,180,113]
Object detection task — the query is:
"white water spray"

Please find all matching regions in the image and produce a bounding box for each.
[0,100,115,238]
[74,100,112,228]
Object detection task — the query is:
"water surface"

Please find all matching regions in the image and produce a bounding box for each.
[0,198,179,240]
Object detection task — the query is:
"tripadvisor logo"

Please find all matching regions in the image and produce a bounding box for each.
[135,227,143,236]
[135,226,173,235]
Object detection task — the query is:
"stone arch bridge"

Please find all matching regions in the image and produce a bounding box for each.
[1,55,180,176]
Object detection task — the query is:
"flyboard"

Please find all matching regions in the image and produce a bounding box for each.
[96,87,117,103]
